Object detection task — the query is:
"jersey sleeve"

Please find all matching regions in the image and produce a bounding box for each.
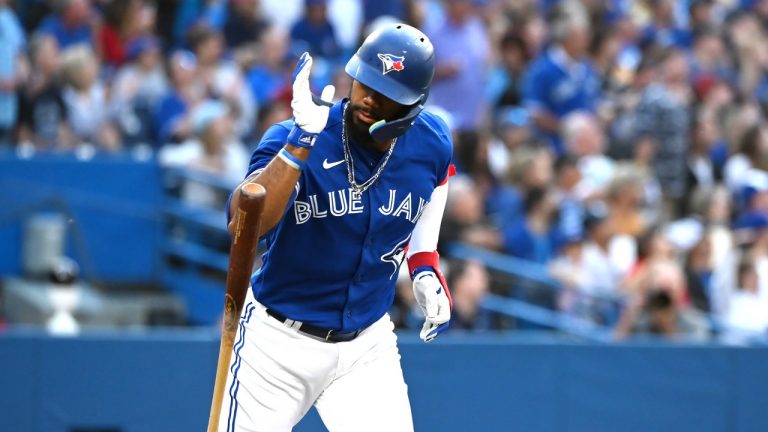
[429,113,456,186]
[245,122,292,176]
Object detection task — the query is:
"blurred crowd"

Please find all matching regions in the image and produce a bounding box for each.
[2,0,767,342]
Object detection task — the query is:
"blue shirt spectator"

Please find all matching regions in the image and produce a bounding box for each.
[522,46,601,155]
[35,0,93,50]
[154,89,188,146]
[502,187,564,264]
[153,50,198,145]
[503,221,563,264]
[173,0,228,47]
[223,0,269,49]
[290,0,340,60]
[0,2,25,140]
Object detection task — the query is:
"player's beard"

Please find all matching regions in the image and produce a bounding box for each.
[345,102,376,148]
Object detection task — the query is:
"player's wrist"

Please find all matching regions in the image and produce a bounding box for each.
[411,266,434,279]
[277,148,306,171]
[287,124,319,148]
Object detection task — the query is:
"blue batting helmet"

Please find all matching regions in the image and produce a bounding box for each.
[345,23,435,141]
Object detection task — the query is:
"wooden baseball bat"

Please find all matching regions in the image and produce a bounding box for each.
[207,182,267,432]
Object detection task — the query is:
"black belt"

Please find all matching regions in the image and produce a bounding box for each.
[266,309,362,343]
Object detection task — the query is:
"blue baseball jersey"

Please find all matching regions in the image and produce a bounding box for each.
[243,100,453,332]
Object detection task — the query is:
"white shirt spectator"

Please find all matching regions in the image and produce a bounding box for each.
[63,83,108,143]
[725,290,768,334]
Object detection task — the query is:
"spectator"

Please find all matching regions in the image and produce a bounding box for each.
[737,170,768,216]
[158,100,249,207]
[109,36,169,147]
[725,12,766,103]
[625,135,664,225]
[552,155,584,239]
[522,3,601,155]
[502,187,563,264]
[438,175,501,255]
[0,0,26,147]
[634,48,691,218]
[188,25,256,139]
[561,111,615,200]
[685,108,722,206]
[252,99,291,146]
[487,107,531,180]
[18,34,74,150]
[580,203,626,299]
[689,27,732,84]
[290,0,340,60]
[154,50,202,145]
[724,125,768,195]
[688,0,715,35]
[35,0,94,50]
[59,45,119,150]
[487,31,530,109]
[638,0,691,50]
[550,233,591,317]
[667,185,733,270]
[709,211,768,320]
[223,0,269,51]
[588,27,622,93]
[172,0,227,46]
[446,260,493,331]
[246,25,290,106]
[605,167,646,238]
[623,226,676,297]
[489,144,553,225]
[738,212,768,300]
[97,0,156,70]
[427,0,491,132]
[615,286,710,341]
[723,258,768,339]
[684,230,715,313]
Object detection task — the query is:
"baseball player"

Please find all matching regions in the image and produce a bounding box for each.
[221,23,454,432]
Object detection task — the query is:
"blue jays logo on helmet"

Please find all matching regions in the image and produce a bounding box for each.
[377,53,405,75]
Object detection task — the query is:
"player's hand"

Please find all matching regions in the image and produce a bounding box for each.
[288,52,335,148]
[412,270,451,342]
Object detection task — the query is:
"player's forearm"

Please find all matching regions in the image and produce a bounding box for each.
[230,145,309,237]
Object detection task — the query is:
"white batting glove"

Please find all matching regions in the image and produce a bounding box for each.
[287,52,335,148]
[412,270,451,342]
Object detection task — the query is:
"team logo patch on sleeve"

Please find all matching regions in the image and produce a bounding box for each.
[381,234,411,280]
[377,53,405,75]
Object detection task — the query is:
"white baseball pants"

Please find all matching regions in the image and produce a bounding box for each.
[217,288,414,432]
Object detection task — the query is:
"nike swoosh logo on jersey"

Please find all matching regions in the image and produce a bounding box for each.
[323,159,345,169]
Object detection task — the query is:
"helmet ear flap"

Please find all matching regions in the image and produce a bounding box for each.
[368,95,426,142]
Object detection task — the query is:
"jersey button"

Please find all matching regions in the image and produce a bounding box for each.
[346,310,352,318]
